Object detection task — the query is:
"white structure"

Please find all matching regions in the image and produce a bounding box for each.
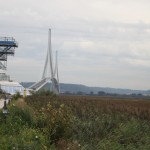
[0,37,25,95]
[0,37,18,81]
[29,29,60,94]
[0,81,24,95]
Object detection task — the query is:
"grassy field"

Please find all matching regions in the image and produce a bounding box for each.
[0,92,150,149]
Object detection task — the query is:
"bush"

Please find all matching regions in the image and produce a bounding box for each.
[1,95,150,149]
[0,128,49,150]
[12,91,22,100]
[35,101,72,143]
[31,90,56,96]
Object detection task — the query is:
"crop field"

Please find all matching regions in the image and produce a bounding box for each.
[0,92,150,149]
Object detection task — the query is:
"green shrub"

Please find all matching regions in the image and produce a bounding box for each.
[12,91,22,100]
[35,101,72,143]
[31,90,56,96]
[0,128,49,150]
[1,95,150,149]
[9,105,33,126]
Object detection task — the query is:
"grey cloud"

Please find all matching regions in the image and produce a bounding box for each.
[0,0,150,89]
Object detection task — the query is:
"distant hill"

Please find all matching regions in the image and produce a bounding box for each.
[20,82,150,95]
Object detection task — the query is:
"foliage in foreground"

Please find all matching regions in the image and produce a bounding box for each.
[0,94,150,149]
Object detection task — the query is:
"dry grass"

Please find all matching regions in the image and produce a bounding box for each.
[25,95,150,121]
[22,95,150,149]
[15,98,27,108]
[57,95,150,121]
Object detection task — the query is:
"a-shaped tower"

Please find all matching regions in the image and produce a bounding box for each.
[29,29,60,94]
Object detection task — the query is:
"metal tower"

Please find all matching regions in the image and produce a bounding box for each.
[29,29,60,94]
[0,37,18,81]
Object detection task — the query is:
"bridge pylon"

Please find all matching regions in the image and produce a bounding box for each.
[29,29,60,94]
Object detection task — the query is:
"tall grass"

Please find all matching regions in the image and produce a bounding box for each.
[25,95,150,149]
[0,94,150,149]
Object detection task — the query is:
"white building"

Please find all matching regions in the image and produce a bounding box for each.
[0,81,24,95]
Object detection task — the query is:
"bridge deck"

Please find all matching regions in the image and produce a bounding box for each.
[29,78,49,91]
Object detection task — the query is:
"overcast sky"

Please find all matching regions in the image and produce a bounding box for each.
[0,0,150,90]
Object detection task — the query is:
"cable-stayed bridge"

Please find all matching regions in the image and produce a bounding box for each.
[29,29,60,94]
